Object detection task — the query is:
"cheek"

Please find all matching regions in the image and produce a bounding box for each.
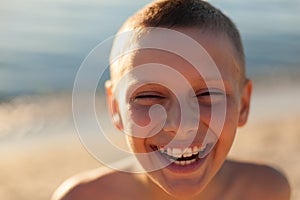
[200,97,240,128]
[126,136,147,153]
[129,105,152,127]
[120,104,152,134]
[199,105,228,135]
[224,97,240,128]
[216,98,240,154]
[200,97,239,155]
[123,106,152,153]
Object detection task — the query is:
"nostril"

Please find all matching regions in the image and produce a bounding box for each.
[162,118,179,133]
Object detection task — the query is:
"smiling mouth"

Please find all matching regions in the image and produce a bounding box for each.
[153,144,211,166]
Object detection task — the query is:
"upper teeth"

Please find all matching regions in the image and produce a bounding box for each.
[159,145,207,158]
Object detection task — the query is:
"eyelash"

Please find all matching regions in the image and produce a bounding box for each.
[132,89,225,106]
[195,90,226,105]
[196,91,224,97]
[135,94,165,99]
[134,91,224,99]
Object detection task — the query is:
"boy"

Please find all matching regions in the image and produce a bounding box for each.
[52,0,290,199]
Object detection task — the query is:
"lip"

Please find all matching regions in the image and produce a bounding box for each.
[164,154,209,174]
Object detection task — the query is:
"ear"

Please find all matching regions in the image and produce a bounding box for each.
[238,79,252,127]
[105,80,123,130]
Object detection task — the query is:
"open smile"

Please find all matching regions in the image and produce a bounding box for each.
[150,143,214,173]
[158,144,209,165]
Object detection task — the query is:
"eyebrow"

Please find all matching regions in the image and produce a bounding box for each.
[127,78,233,95]
[190,77,232,90]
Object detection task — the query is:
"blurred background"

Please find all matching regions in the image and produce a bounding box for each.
[0,0,299,199]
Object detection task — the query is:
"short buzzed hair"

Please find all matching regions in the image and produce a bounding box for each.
[110,0,245,83]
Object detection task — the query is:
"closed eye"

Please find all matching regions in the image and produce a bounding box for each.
[135,94,165,99]
[133,92,166,106]
[196,89,225,105]
[197,91,223,97]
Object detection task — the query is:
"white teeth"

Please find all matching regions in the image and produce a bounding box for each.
[174,161,180,165]
[159,147,164,153]
[200,145,206,152]
[172,148,183,158]
[158,144,208,165]
[171,159,197,166]
[174,161,187,166]
[183,148,193,157]
[192,146,199,155]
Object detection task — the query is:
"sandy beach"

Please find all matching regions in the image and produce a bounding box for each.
[0,78,299,200]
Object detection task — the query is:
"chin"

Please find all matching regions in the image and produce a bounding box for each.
[147,159,212,199]
[160,180,206,199]
[143,144,219,199]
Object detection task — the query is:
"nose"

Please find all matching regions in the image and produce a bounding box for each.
[163,97,199,137]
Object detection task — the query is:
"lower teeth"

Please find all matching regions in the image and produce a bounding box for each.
[165,155,199,165]
[173,158,197,166]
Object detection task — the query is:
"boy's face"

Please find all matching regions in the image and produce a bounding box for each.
[107,28,252,197]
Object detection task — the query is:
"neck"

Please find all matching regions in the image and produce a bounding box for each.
[140,161,233,200]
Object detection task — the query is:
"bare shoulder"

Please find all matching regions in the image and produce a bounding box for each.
[51,161,145,200]
[224,159,291,200]
[51,167,111,200]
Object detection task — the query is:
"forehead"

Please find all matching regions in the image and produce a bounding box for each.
[115,28,241,88]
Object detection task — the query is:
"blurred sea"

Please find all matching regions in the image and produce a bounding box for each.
[0,0,299,139]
